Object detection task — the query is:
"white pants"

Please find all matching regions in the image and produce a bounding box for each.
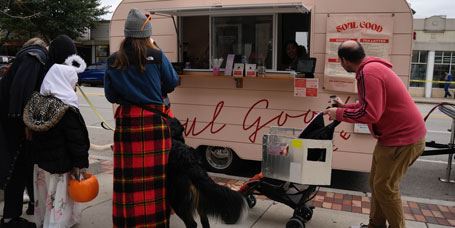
[33,165,82,228]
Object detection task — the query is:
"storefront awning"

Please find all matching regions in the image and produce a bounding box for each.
[147,2,310,17]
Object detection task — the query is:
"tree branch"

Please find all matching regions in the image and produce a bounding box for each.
[0,10,40,19]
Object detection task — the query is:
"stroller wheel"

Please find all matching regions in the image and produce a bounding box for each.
[246,194,256,208]
[295,206,313,221]
[286,216,305,228]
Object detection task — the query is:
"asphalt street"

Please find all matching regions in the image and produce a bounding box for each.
[78,86,455,202]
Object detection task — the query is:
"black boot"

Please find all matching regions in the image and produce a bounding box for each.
[0,218,36,228]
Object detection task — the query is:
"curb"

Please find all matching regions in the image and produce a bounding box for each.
[413,98,455,105]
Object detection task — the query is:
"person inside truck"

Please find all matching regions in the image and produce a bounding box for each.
[282,40,308,71]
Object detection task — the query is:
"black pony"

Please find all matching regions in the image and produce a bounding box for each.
[167,117,247,228]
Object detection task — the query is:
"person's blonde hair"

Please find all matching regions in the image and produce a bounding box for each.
[22,38,47,48]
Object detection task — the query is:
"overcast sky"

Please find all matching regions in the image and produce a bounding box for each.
[100,0,121,19]
[408,0,455,18]
[100,0,455,19]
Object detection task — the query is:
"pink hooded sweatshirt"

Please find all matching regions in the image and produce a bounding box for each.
[335,57,426,146]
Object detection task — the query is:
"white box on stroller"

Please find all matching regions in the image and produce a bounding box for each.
[261,127,333,186]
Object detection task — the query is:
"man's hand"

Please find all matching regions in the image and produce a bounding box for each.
[329,96,345,107]
[323,108,338,120]
[332,96,345,107]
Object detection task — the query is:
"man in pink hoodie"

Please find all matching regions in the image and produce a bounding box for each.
[324,40,426,228]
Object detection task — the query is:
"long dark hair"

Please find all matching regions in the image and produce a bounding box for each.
[112,37,159,73]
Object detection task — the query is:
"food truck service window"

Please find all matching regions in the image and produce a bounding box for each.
[179,12,310,72]
[211,16,273,69]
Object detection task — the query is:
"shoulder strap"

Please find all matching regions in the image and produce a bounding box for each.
[140,105,170,119]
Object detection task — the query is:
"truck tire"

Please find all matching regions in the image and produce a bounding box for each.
[203,146,241,174]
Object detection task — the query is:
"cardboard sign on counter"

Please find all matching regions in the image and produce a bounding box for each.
[224,54,235,76]
[233,63,244,78]
[245,64,257,77]
[294,78,318,97]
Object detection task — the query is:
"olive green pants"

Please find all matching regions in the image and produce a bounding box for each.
[368,139,425,228]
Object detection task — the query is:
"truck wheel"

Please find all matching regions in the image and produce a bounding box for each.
[204,146,240,174]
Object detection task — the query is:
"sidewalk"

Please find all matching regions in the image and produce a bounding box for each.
[0,153,454,228]
[62,158,455,227]
[413,96,455,105]
[79,159,455,228]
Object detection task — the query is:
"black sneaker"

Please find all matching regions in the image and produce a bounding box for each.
[0,217,36,228]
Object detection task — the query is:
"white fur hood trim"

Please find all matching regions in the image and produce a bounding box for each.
[64,54,86,73]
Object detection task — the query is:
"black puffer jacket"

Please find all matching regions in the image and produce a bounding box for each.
[23,93,90,174]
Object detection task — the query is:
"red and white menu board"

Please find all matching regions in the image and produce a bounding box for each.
[324,14,394,93]
[294,78,318,97]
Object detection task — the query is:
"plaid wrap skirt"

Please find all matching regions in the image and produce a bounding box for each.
[112,104,171,228]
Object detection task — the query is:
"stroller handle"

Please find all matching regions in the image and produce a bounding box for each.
[325,119,341,131]
[314,112,342,128]
[331,120,341,127]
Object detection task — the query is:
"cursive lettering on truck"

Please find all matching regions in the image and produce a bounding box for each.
[182,97,353,147]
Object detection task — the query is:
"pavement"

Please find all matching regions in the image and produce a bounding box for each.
[0,155,453,228]
[0,96,454,228]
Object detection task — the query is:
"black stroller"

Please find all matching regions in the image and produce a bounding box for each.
[239,113,340,228]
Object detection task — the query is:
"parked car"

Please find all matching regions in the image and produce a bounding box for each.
[0,55,14,66]
[78,62,107,86]
[0,56,14,78]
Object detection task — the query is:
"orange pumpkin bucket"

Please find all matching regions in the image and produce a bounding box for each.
[68,173,99,203]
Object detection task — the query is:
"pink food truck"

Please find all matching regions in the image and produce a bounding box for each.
[110,0,414,173]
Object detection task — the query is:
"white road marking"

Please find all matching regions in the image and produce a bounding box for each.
[426,114,452,119]
[427,130,451,134]
[86,125,106,130]
[89,155,113,161]
[416,158,451,165]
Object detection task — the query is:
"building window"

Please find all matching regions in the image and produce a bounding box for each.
[410,50,428,87]
[95,45,109,63]
[433,51,454,88]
